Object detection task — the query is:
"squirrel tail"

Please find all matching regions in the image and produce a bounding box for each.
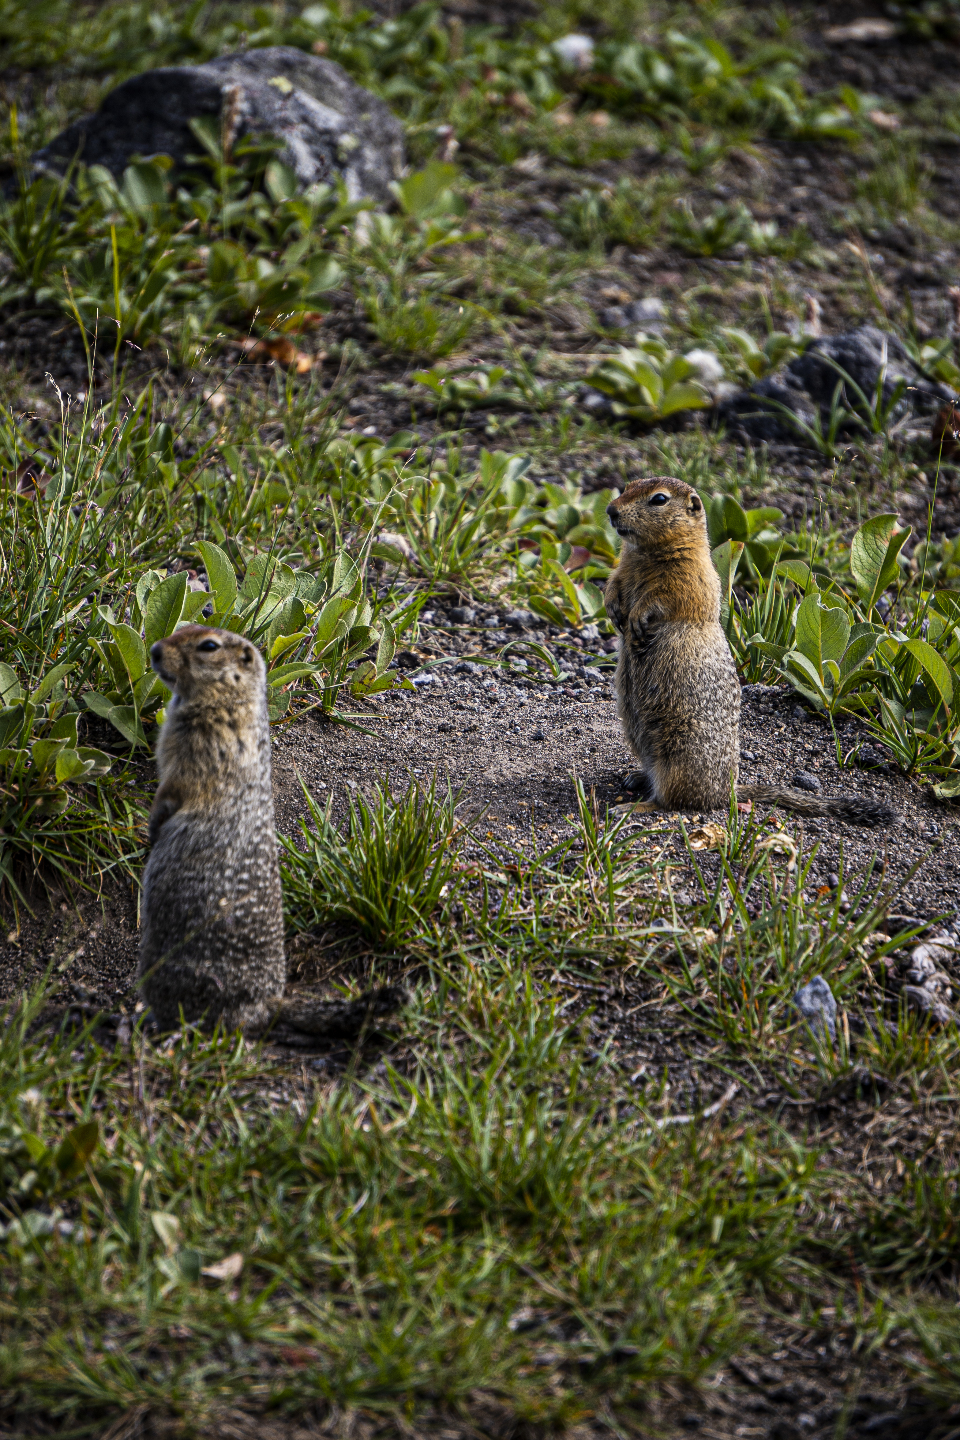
[738,784,899,828]
[248,984,409,1040]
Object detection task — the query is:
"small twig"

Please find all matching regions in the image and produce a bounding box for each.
[649,1080,740,1129]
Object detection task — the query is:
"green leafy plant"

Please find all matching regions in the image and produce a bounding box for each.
[585,337,712,426]
[668,199,778,257]
[413,361,565,414]
[557,176,674,251]
[719,327,802,383]
[0,662,117,905]
[706,493,785,583]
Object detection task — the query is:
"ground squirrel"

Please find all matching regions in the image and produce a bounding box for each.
[604,477,898,827]
[138,625,404,1035]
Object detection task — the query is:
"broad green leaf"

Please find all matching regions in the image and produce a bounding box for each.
[577,580,606,619]
[376,617,396,675]
[197,542,238,615]
[144,571,188,649]
[775,558,816,591]
[31,662,74,704]
[708,494,749,547]
[839,630,880,677]
[107,622,148,684]
[529,595,569,628]
[181,590,211,624]
[30,738,67,773]
[240,555,296,604]
[744,506,783,537]
[394,160,460,218]
[83,693,148,747]
[902,638,953,713]
[270,629,311,661]
[351,663,395,696]
[347,624,377,652]
[0,706,25,749]
[795,596,850,676]
[55,1119,99,1179]
[48,712,79,745]
[76,746,113,777]
[134,569,167,625]
[711,539,744,603]
[0,663,23,704]
[267,662,318,686]
[850,513,910,613]
[784,649,829,705]
[659,381,708,416]
[55,748,94,783]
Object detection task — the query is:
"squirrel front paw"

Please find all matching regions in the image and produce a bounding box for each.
[629,605,664,646]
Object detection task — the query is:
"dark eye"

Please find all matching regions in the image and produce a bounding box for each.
[196,639,220,653]
[648,493,670,506]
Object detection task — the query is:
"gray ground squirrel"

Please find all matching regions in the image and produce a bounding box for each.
[604,476,898,827]
[138,624,404,1034]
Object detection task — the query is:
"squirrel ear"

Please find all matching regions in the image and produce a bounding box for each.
[689,495,702,513]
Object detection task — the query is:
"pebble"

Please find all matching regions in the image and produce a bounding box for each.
[448,606,476,624]
[903,985,955,1026]
[911,941,957,969]
[790,705,809,724]
[454,661,484,675]
[794,975,837,1041]
[742,750,756,761]
[793,770,821,792]
[504,609,536,628]
[531,729,546,741]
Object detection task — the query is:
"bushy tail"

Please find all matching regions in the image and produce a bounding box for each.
[270,983,409,1038]
[739,784,899,828]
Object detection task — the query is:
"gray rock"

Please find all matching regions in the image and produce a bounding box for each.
[793,771,822,792]
[448,607,476,625]
[32,47,404,203]
[600,296,667,333]
[794,975,837,1041]
[717,373,819,444]
[580,386,613,415]
[903,984,955,1027]
[717,324,953,447]
[504,610,535,629]
[454,660,484,676]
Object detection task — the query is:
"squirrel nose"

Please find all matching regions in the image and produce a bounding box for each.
[150,641,165,666]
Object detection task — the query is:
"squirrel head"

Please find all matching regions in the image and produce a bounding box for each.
[607,476,707,551]
[150,626,265,708]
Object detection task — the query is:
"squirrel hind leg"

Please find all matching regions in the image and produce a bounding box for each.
[622,770,653,799]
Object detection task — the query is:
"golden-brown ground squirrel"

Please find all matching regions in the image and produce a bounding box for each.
[605,477,898,827]
[139,625,403,1035]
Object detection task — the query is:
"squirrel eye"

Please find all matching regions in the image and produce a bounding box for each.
[648,493,670,506]
[196,639,220,653]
